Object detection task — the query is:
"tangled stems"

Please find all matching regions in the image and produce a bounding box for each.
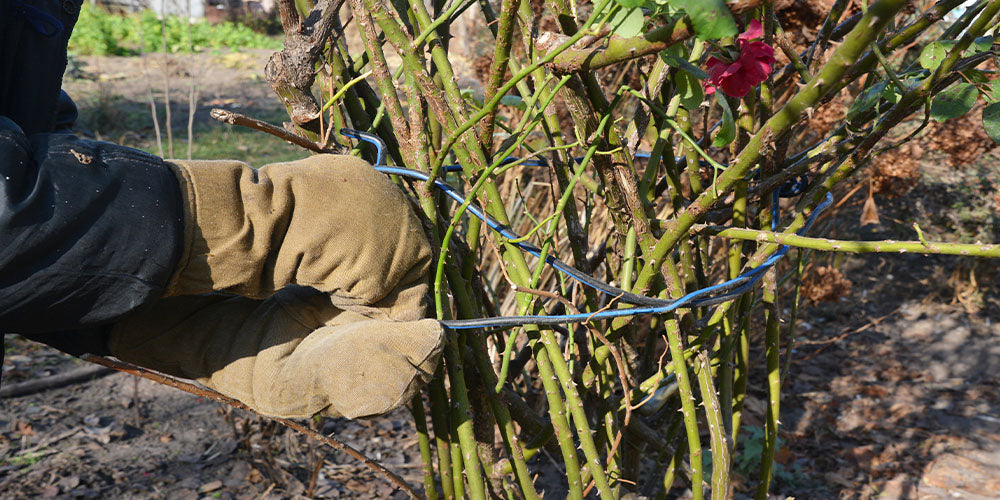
[247,0,1000,498]
[431,75,574,320]
[427,0,615,180]
[628,0,910,299]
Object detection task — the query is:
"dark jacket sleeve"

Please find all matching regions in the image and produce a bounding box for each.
[0,117,185,336]
[0,0,183,365]
[1,0,83,135]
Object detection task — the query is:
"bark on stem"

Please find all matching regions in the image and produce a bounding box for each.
[479,0,520,148]
[693,226,1000,257]
[266,0,345,131]
[351,1,413,156]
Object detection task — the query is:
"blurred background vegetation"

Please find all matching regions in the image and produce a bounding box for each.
[69,2,281,56]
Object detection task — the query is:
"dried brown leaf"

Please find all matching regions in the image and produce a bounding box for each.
[861,194,881,226]
[803,266,853,303]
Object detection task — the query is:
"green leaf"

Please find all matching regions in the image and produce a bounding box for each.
[930,83,978,122]
[674,69,705,110]
[666,0,738,40]
[964,69,990,84]
[609,7,645,37]
[987,81,1000,102]
[920,42,947,71]
[982,102,1000,145]
[971,36,994,54]
[659,52,709,79]
[846,80,888,121]
[882,83,902,105]
[880,77,919,105]
[712,94,736,147]
[615,0,644,8]
[500,95,526,110]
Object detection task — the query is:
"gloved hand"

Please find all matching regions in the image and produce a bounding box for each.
[2,0,443,419]
[164,155,432,321]
[107,154,444,418]
[109,286,443,419]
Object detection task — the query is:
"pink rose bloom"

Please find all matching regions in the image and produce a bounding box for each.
[704,20,776,98]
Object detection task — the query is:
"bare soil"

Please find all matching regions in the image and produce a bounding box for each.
[776,254,1000,499]
[2,53,998,499]
[64,49,282,142]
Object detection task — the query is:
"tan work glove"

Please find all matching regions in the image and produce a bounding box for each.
[109,155,443,418]
[165,154,432,321]
[109,286,443,419]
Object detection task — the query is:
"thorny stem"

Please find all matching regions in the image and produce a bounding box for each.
[663,317,704,499]
[695,351,731,499]
[629,0,910,297]
[693,227,1000,257]
[479,0,520,148]
[249,0,1000,497]
[410,395,439,500]
[755,263,783,499]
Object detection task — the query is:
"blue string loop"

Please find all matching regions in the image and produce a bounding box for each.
[339,128,385,165]
[339,130,832,329]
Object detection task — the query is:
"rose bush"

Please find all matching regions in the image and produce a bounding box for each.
[248,0,1000,498]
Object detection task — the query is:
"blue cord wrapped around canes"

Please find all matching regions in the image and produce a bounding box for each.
[339,128,834,329]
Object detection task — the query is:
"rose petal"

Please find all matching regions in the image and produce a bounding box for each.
[707,61,740,91]
[738,19,764,43]
[703,24,776,98]
[738,41,775,85]
[712,60,742,81]
[720,74,752,98]
[743,40,776,62]
[706,56,727,73]
[738,53,769,83]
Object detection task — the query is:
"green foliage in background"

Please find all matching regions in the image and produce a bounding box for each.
[734,427,810,491]
[69,3,281,56]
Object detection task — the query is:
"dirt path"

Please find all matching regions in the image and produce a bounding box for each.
[778,252,1000,499]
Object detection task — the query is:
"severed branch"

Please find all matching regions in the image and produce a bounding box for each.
[80,354,423,500]
[266,0,348,131]
[210,108,346,155]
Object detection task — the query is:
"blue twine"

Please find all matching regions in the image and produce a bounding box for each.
[338,128,832,328]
